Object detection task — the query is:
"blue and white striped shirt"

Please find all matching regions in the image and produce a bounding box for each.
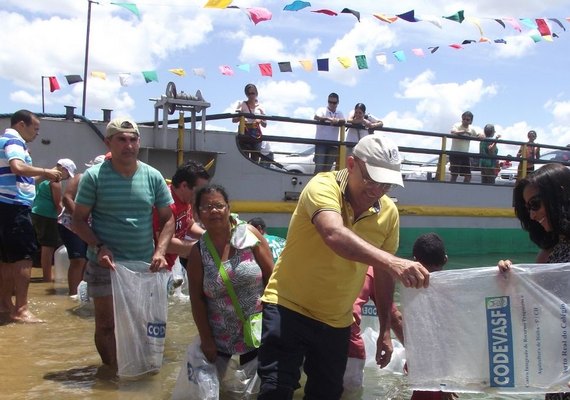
[0,129,35,207]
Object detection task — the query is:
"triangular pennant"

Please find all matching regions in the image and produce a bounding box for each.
[337,57,351,68]
[142,70,159,83]
[375,54,387,66]
[259,63,272,77]
[315,59,327,71]
[461,40,476,45]
[312,9,337,16]
[341,8,360,22]
[494,19,506,28]
[449,43,464,49]
[237,64,250,72]
[520,18,538,29]
[373,14,397,23]
[529,30,542,43]
[479,37,491,43]
[219,65,234,76]
[467,17,484,36]
[204,0,232,8]
[91,71,107,80]
[110,2,141,19]
[119,73,131,86]
[355,55,368,69]
[278,62,292,72]
[411,48,425,57]
[443,10,464,23]
[397,10,418,23]
[246,7,272,24]
[393,50,406,62]
[283,1,311,12]
[536,19,552,36]
[192,68,206,78]
[168,68,186,77]
[418,15,442,28]
[300,60,314,71]
[549,18,566,31]
[65,75,83,85]
[494,39,507,44]
[48,76,60,92]
[503,17,522,32]
[428,46,439,54]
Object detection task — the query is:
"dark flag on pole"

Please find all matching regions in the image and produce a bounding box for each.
[65,75,83,85]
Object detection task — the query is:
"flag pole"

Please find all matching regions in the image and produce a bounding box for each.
[82,0,98,117]
[41,76,46,113]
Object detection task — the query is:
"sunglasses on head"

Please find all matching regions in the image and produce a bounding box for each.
[525,195,542,212]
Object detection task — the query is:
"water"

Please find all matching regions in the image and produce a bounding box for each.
[0,255,546,399]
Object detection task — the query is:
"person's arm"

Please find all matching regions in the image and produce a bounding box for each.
[372,266,395,368]
[187,244,217,362]
[256,105,267,128]
[312,210,429,288]
[72,203,115,270]
[232,101,243,123]
[62,174,80,214]
[248,225,274,286]
[49,181,64,215]
[150,206,174,272]
[9,159,61,182]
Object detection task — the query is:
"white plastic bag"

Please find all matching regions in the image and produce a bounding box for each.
[111,261,171,379]
[216,354,260,399]
[172,337,219,400]
[170,257,189,302]
[401,263,570,394]
[361,327,406,374]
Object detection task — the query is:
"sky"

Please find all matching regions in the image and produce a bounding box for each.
[2,0,570,160]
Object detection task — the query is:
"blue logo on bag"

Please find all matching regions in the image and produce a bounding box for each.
[486,296,514,387]
[147,322,166,338]
[362,304,377,317]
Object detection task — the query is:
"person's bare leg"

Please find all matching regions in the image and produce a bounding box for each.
[41,245,55,282]
[67,258,86,295]
[93,295,117,369]
[0,262,15,322]
[464,173,472,183]
[11,259,43,323]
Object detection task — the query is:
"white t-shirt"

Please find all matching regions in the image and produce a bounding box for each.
[450,122,478,153]
[314,107,344,141]
[346,110,381,143]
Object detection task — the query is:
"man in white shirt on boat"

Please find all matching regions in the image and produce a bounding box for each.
[313,92,345,173]
[449,110,484,183]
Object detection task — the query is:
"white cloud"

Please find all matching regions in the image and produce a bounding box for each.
[492,35,537,59]
[9,90,39,105]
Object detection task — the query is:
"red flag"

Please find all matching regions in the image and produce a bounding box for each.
[259,63,272,77]
[536,19,552,36]
[48,76,60,92]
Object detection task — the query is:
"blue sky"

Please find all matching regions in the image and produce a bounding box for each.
[2,0,569,159]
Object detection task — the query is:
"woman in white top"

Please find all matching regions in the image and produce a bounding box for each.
[346,103,383,144]
[232,83,267,163]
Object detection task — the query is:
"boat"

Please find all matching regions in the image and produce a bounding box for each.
[2,87,566,257]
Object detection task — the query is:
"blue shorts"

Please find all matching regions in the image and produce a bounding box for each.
[0,203,38,263]
[58,224,87,259]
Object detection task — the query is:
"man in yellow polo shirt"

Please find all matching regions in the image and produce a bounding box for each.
[257,134,430,400]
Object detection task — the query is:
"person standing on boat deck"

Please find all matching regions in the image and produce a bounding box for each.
[31,158,76,283]
[0,109,62,323]
[57,155,105,296]
[498,163,570,399]
[314,92,345,173]
[233,83,267,163]
[479,124,501,185]
[449,111,484,183]
[152,160,209,271]
[72,117,174,370]
[257,134,430,400]
[516,129,540,179]
[346,103,383,145]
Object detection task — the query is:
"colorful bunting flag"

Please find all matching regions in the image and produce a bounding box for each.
[259,63,272,77]
[479,37,491,43]
[65,75,83,85]
[142,70,159,83]
[494,19,506,29]
[119,73,131,87]
[341,8,360,22]
[393,51,406,62]
[520,18,537,29]
[449,44,463,49]
[428,46,440,53]
[375,54,387,66]
[549,18,566,31]
[443,10,464,23]
[373,14,397,23]
[168,68,186,77]
[283,1,311,12]
[529,30,542,43]
[193,68,206,78]
[536,19,552,36]
[461,40,476,45]
[111,2,141,19]
[494,39,507,44]
[467,17,484,36]
[204,0,232,8]
[503,17,522,32]
[278,62,292,72]
[411,48,425,57]
[337,57,351,68]
[300,60,314,71]
[355,55,368,69]
[312,9,337,16]
[419,15,443,29]
[398,10,418,23]
[219,65,234,76]
[237,64,250,72]
[91,71,107,80]
[48,76,60,92]
[246,7,272,24]
[315,59,328,71]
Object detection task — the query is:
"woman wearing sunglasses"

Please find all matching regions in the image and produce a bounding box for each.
[498,163,570,399]
[233,83,267,163]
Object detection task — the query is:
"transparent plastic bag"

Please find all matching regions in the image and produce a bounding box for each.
[111,261,171,379]
[172,337,219,400]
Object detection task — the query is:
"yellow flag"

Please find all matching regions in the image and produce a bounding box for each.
[299,60,313,71]
[337,57,352,69]
[204,0,232,8]
[169,68,186,77]
[91,71,107,80]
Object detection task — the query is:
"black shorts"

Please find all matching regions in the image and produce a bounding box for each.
[58,224,87,259]
[31,213,62,248]
[0,203,38,263]
[449,154,471,175]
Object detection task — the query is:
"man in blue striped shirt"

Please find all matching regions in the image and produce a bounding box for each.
[72,117,174,370]
[0,110,62,323]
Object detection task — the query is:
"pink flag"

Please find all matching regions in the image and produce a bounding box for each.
[312,9,338,16]
[411,48,425,57]
[219,65,234,76]
[259,63,272,77]
[449,44,464,49]
[247,7,272,24]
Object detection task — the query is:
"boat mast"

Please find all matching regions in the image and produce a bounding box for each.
[82,0,98,117]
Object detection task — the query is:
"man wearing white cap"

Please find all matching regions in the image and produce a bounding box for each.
[258,134,430,399]
[72,117,174,370]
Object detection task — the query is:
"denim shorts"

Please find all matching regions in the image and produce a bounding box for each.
[58,224,87,259]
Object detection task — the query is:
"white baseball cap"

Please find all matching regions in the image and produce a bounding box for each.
[85,154,106,167]
[57,158,77,178]
[353,134,403,187]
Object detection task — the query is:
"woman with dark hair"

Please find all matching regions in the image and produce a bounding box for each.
[517,130,540,178]
[346,103,383,144]
[186,184,273,393]
[499,163,570,399]
[233,83,267,163]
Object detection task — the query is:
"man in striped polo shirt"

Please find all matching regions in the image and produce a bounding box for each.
[0,110,62,323]
[72,117,174,370]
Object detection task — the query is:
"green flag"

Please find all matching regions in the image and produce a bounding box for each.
[142,70,158,83]
[111,2,141,19]
[355,55,368,70]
